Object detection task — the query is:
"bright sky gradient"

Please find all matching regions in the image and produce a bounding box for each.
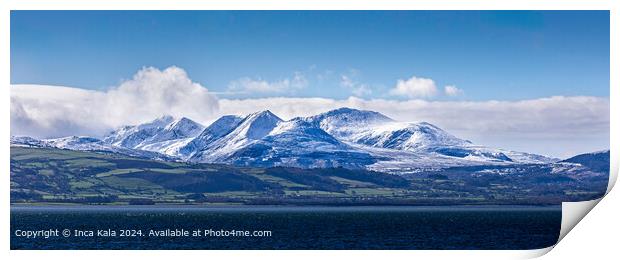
[11,11,609,100]
[10,11,610,158]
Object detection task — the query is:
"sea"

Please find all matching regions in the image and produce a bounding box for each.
[11,205,560,250]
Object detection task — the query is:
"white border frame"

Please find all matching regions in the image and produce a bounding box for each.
[1,1,617,259]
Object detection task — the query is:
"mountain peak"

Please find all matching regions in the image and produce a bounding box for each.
[329,107,367,114]
[175,116,192,123]
[313,107,394,124]
[103,115,203,150]
[165,117,202,131]
[158,117,203,138]
[328,107,357,113]
[240,110,282,140]
[247,110,280,119]
[304,107,394,139]
[186,111,282,161]
[177,115,244,158]
[151,115,175,124]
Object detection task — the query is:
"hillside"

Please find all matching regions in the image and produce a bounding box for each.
[562,150,610,173]
[10,147,607,206]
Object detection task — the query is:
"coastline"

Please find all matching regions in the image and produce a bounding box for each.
[10,203,562,211]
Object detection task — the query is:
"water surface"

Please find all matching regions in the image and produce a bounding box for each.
[11,205,561,250]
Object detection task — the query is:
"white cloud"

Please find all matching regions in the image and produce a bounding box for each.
[11,66,219,138]
[339,69,372,96]
[444,85,464,96]
[340,75,372,96]
[389,76,438,98]
[228,72,308,93]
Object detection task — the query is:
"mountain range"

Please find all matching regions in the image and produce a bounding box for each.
[11,107,565,173]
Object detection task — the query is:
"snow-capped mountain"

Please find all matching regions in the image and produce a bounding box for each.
[10,136,51,148]
[188,110,283,161]
[177,115,244,159]
[43,136,105,150]
[304,107,394,139]
[10,135,105,151]
[10,135,172,160]
[305,108,549,164]
[102,116,204,156]
[10,107,559,172]
[102,115,175,148]
[173,110,373,168]
[218,118,375,168]
[308,109,470,150]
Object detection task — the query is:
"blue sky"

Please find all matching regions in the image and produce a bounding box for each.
[11,11,609,100]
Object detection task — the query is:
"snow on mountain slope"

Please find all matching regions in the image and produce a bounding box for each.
[189,110,283,161]
[350,121,470,150]
[103,115,175,147]
[11,135,171,160]
[305,107,394,139]
[307,108,551,164]
[306,108,467,149]
[43,136,105,150]
[225,118,376,168]
[141,117,204,145]
[136,117,204,156]
[11,107,558,172]
[177,115,244,159]
[10,136,51,148]
[102,116,204,156]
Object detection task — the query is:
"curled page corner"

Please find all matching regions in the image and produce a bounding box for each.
[514,199,607,260]
[558,198,602,242]
[555,148,617,246]
[529,196,604,258]
[520,245,555,259]
[606,148,618,193]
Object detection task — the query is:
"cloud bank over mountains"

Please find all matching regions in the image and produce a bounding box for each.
[11,67,219,138]
[10,66,609,157]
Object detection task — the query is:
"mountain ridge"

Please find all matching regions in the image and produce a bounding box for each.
[11,107,564,173]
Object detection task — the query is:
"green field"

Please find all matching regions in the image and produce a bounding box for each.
[10,147,607,205]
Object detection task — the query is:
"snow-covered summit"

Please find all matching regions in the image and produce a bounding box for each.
[307,108,468,150]
[178,115,244,159]
[188,110,282,161]
[102,116,203,156]
[139,117,203,146]
[10,136,50,148]
[43,136,103,150]
[102,115,176,148]
[305,108,551,164]
[305,107,394,138]
[200,117,373,168]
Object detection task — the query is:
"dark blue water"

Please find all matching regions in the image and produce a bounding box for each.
[11,205,560,250]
